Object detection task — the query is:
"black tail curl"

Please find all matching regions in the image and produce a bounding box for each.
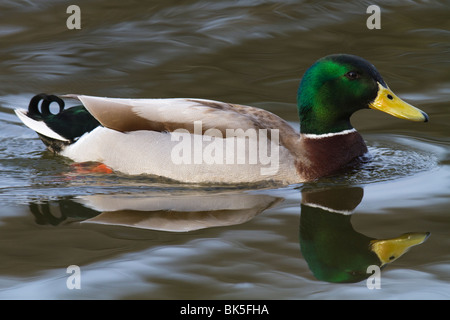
[28,93,65,118]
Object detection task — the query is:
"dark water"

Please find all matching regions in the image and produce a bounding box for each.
[0,1,449,299]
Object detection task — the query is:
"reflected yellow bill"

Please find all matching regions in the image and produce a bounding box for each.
[370,232,430,266]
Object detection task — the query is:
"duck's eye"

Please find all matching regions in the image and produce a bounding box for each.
[345,71,360,80]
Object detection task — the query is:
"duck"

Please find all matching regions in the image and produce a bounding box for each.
[14,54,428,184]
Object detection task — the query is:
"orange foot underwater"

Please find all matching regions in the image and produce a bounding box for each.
[70,162,114,174]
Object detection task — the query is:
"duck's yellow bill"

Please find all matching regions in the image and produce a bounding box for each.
[370,232,430,266]
[369,83,428,122]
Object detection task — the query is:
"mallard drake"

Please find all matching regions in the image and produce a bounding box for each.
[15,54,428,184]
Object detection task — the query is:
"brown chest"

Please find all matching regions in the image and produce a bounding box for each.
[295,132,368,180]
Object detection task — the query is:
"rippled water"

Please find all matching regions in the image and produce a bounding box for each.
[0,1,449,300]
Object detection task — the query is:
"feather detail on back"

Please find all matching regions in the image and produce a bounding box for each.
[66,95,298,140]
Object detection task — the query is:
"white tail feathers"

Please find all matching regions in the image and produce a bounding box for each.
[14,109,70,142]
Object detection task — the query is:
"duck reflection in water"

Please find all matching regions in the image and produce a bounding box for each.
[299,186,429,283]
[29,186,429,284]
[30,191,282,231]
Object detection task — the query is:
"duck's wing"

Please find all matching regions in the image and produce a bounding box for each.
[65,95,299,140]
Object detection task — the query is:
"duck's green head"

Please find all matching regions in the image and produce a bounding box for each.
[297,54,428,135]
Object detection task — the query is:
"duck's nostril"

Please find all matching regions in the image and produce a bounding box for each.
[387,94,393,100]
